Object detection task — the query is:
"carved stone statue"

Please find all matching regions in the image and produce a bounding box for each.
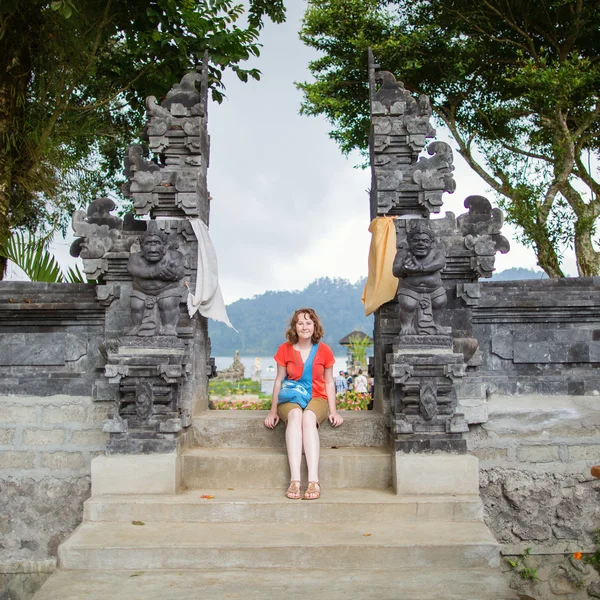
[392,221,447,335]
[127,222,185,337]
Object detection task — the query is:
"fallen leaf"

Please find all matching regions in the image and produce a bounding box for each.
[200,495,214,499]
[24,299,31,303]
[129,572,145,577]
[227,488,234,491]
[363,533,371,537]
[9,299,13,303]
[132,520,145,526]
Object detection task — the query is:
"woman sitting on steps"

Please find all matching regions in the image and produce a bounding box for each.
[264,308,344,500]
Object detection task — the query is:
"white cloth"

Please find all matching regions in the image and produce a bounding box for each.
[186,218,236,330]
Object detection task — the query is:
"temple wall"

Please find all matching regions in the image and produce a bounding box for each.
[473,277,600,397]
[0,281,110,598]
[0,282,107,397]
[467,394,600,599]
[0,393,110,599]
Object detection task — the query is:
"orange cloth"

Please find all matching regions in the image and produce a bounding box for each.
[361,217,399,316]
[274,342,335,400]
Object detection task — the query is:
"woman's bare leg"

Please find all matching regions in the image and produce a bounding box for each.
[302,409,320,485]
[285,408,303,482]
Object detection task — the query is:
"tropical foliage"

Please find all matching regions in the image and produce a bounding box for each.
[0,230,86,282]
[299,0,600,277]
[347,332,372,367]
[0,0,285,277]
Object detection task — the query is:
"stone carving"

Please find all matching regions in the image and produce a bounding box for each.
[127,221,185,337]
[409,141,456,212]
[123,144,162,196]
[70,64,212,454]
[393,220,447,335]
[216,351,245,381]
[135,381,153,421]
[420,382,438,421]
[457,195,510,278]
[101,335,187,452]
[373,71,435,138]
[70,198,130,280]
[122,70,209,218]
[160,71,203,110]
[369,68,456,216]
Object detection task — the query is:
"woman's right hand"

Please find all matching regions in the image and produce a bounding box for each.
[264,411,280,429]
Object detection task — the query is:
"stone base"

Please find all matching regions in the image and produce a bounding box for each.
[106,434,180,454]
[393,453,479,495]
[395,334,453,349]
[394,434,467,454]
[91,453,181,495]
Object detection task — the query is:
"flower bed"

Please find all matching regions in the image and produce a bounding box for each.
[336,391,370,411]
[211,388,371,410]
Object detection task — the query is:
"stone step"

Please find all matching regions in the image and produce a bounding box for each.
[33,568,517,600]
[58,520,501,571]
[192,410,389,448]
[182,447,392,489]
[84,488,483,523]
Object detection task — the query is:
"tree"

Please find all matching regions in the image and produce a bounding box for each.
[0,0,285,278]
[347,331,372,369]
[299,0,600,277]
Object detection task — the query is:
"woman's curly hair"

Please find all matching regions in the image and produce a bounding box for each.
[285,308,324,345]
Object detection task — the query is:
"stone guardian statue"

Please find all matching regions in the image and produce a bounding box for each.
[392,221,447,335]
[127,223,185,336]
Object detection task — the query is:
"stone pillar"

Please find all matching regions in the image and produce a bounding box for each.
[367,50,510,456]
[71,62,214,463]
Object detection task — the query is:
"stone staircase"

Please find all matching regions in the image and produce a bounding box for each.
[33,411,516,600]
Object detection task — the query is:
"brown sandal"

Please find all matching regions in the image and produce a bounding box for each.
[303,481,321,500]
[286,480,301,499]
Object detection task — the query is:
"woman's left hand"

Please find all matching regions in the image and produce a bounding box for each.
[328,411,343,428]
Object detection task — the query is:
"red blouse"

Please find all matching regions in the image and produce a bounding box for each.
[274,342,335,400]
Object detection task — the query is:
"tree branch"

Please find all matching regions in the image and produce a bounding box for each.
[66,66,150,112]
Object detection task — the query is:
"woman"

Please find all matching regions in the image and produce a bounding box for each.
[264,308,343,500]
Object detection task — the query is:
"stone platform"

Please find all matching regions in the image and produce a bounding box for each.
[33,411,517,600]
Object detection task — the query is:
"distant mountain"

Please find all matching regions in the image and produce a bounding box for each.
[210,269,548,356]
[491,267,547,281]
[209,277,373,356]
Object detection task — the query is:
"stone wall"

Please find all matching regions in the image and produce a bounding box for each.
[0,394,110,600]
[0,282,106,397]
[467,395,600,599]
[473,277,600,397]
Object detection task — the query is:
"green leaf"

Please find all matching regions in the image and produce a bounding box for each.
[0,232,65,283]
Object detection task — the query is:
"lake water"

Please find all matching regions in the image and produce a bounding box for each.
[214,355,349,379]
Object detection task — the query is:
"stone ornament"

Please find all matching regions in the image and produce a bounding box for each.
[370,69,455,216]
[70,197,140,281]
[123,71,209,218]
[393,220,447,335]
[127,221,185,337]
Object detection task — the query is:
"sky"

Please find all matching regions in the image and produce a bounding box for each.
[10,2,577,303]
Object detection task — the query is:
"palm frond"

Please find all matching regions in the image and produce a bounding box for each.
[66,263,88,283]
[0,231,65,283]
